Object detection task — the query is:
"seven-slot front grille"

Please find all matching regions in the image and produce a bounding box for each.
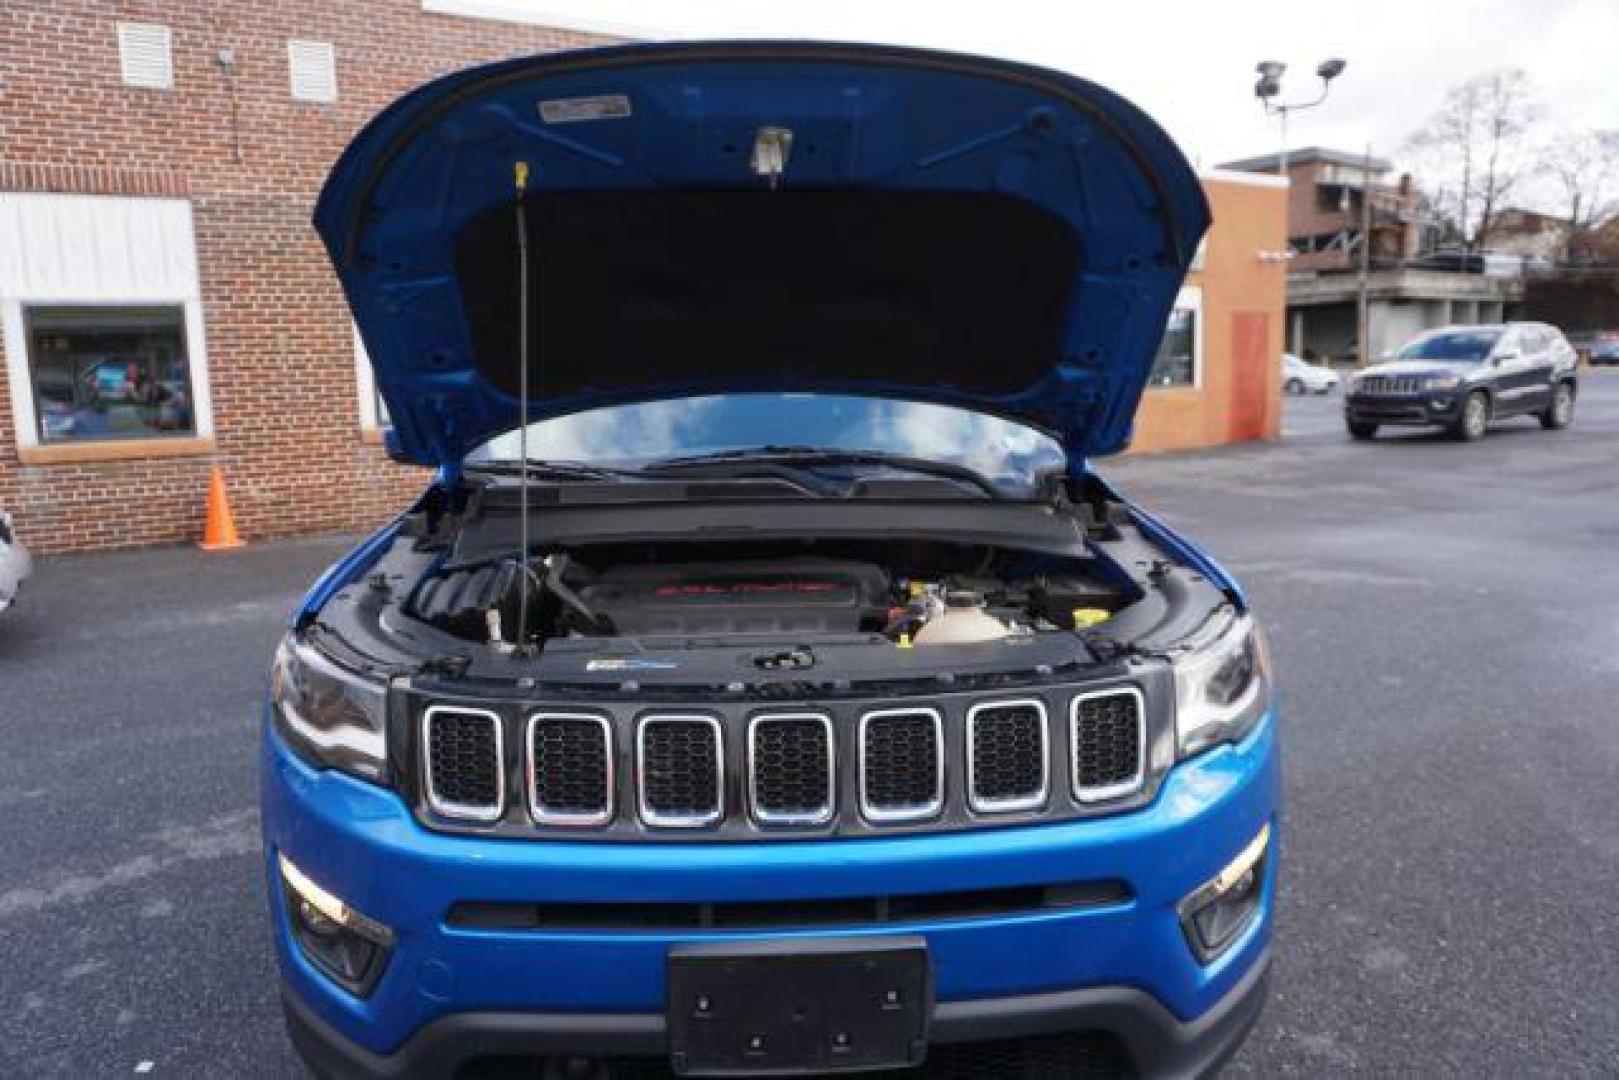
[637,716,724,827]
[748,714,835,826]
[1070,688,1146,802]
[422,705,505,822]
[1361,375,1421,394]
[966,699,1049,813]
[527,713,613,826]
[422,684,1155,833]
[858,708,945,822]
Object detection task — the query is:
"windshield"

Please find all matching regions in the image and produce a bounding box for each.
[1396,329,1502,362]
[466,394,1067,497]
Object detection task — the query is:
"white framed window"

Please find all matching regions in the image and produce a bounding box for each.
[0,194,214,452]
[353,323,390,431]
[118,22,174,90]
[1147,285,1203,389]
[287,40,338,103]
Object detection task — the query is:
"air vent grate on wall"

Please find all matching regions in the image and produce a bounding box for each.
[287,39,337,103]
[118,23,174,90]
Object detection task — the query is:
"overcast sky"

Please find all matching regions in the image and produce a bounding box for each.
[444,0,1619,186]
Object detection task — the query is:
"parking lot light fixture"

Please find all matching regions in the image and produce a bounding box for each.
[1253,57,1348,177]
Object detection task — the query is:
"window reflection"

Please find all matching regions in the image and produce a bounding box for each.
[27,306,195,443]
[470,394,1067,497]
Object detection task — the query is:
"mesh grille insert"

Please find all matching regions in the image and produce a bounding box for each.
[638,717,722,826]
[893,1029,1132,1078]
[749,715,834,825]
[528,714,612,825]
[860,709,943,822]
[423,707,503,821]
[1071,689,1144,800]
[968,701,1048,811]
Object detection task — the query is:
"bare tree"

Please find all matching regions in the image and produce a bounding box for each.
[1404,69,1542,250]
[1540,129,1619,260]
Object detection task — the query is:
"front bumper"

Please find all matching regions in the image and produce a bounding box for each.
[262,710,1279,1076]
[1345,390,1461,426]
[283,944,1270,1079]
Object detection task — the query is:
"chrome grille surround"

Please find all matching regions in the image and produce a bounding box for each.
[965,698,1050,813]
[421,704,505,823]
[1361,375,1422,394]
[525,712,614,827]
[857,707,945,824]
[412,678,1166,841]
[1069,687,1147,803]
[636,714,724,828]
[747,712,836,827]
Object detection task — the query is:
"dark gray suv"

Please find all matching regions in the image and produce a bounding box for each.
[1345,323,1578,441]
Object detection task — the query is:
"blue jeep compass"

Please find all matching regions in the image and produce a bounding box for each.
[264,41,1278,1078]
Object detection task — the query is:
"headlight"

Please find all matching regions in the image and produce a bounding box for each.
[1172,612,1272,758]
[1425,374,1462,390]
[270,633,388,783]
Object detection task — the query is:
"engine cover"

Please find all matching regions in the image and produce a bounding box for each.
[578,559,889,637]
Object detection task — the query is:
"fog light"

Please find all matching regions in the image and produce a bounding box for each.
[279,853,393,996]
[1178,823,1270,963]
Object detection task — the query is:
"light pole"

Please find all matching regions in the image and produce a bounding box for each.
[1254,58,1348,360]
[1253,58,1348,178]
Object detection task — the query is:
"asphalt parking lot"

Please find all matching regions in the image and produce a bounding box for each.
[3,372,1617,1077]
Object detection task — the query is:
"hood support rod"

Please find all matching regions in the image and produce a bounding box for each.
[513,160,534,654]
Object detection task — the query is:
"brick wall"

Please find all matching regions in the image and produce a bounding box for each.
[0,0,615,553]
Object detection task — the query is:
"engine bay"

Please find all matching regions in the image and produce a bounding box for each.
[302,475,1234,694]
[406,540,1136,651]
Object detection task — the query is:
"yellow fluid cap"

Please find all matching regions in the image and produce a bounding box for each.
[1072,607,1112,628]
[907,581,927,598]
[897,633,914,649]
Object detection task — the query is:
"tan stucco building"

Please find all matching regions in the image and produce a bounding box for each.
[1129,171,1289,454]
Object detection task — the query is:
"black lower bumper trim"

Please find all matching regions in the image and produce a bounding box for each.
[283,946,1269,1079]
[1345,396,1459,427]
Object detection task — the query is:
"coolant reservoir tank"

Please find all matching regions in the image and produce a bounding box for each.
[912,590,1009,645]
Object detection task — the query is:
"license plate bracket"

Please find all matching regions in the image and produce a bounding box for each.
[667,936,931,1076]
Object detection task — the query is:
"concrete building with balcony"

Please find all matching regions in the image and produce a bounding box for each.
[1220,147,1522,362]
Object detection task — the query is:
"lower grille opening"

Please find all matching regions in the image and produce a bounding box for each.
[453,1030,1134,1080]
[899,1030,1133,1078]
[446,879,1131,933]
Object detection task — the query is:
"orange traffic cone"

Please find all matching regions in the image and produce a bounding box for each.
[199,466,245,551]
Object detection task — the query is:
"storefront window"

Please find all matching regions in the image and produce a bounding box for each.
[1149,303,1198,387]
[26,306,196,443]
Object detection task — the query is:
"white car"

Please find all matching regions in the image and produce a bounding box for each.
[1282,353,1340,395]
[0,509,30,613]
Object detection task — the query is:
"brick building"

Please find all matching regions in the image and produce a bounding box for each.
[1,4,1284,554]
[1221,147,1521,362]
[1218,147,1421,274]
[0,1,614,554]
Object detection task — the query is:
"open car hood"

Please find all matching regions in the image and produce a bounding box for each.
[315,41,1210,468]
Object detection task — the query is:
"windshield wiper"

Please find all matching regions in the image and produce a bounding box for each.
[467,456,829,497]
[637,446,1002,498]
[466,459,636,482]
